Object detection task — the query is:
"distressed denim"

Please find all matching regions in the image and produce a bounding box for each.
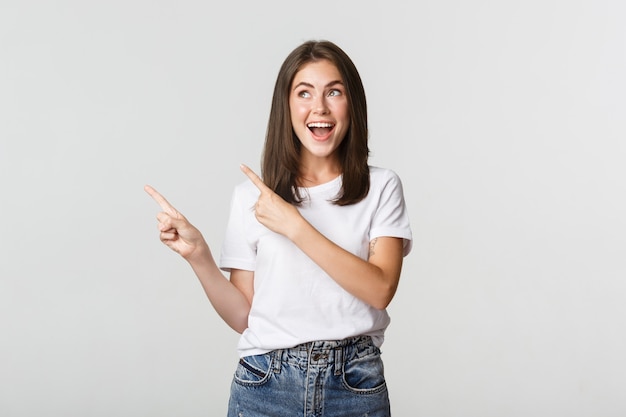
[227,336,390,417]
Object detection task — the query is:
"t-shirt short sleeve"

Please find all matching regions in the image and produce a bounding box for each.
[369,169,413,257]
[219,183,258,272]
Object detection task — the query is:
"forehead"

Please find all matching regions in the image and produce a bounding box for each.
[291,59,343,86]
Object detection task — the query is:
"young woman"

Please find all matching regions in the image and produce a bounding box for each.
[146,40,412,417]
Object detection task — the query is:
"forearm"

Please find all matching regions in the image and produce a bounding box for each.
[186,248,251,333]
[288,219,401,310]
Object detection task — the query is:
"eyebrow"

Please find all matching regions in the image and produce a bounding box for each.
[292,80,344,90]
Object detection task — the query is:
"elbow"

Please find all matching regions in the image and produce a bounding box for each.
[223,310,249,334]
[231,319,248,334]
[369,282,398,310]
[233,325,247,334]
[370,300,390,311]
[370,297,393,310]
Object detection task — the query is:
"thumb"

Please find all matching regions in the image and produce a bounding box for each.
[157,211,188,231]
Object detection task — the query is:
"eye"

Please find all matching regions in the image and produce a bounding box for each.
[328,89,342,97]
[297,90,311,98]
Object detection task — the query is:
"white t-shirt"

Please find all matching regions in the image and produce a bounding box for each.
[219,166,413,357]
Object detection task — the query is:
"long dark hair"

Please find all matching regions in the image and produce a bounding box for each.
[261,40,370,206]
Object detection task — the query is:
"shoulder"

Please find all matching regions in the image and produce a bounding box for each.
[230,179,261,205]
[368,166,404,187]
[234,178,260,194]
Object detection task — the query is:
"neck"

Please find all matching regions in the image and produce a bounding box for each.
[297,160,341,187]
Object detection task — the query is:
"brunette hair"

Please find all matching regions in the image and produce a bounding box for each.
[261,40,370,206]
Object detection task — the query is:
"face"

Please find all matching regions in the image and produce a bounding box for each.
[289,60,350,166]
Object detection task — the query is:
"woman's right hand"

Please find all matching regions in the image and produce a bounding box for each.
[145,185,210,261]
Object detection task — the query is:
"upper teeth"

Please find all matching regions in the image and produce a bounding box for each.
[307,122,333,128]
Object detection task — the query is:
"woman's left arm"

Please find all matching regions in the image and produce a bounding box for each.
[241,164,405,309]
[292,224,404,309]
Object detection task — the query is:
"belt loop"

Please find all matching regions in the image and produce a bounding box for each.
[273,350,283,374]
[334,347,343,376]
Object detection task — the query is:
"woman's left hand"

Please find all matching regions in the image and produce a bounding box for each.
[240,164,305,238]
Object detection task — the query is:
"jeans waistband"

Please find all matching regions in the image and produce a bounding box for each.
[271,336,375,375]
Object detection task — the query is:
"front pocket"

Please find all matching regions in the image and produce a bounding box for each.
[239,358,266,378]
[233,353,273,386]
[342,349,387,394]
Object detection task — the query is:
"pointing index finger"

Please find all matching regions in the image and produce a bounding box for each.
[144,184,179,215]
[240,164,271,193]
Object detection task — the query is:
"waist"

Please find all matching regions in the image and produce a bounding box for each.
[272,335,377,368]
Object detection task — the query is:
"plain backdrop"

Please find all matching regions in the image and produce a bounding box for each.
[1,1,625,416]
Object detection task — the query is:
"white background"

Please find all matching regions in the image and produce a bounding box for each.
[1,1,625,416]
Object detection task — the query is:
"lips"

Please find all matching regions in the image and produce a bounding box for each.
[307,122,334,138]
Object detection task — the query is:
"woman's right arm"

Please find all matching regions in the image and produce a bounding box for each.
[145,185,251,333]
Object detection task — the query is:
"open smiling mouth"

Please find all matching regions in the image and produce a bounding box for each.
[307,122,335,137]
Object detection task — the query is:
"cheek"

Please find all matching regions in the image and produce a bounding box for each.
[289,103,306,121]
[331,101,349,120]
[335,111,350,130]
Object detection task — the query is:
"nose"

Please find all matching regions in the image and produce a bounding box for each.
[312,95,329,114]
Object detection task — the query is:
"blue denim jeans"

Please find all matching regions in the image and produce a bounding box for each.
[227,336,390,417]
